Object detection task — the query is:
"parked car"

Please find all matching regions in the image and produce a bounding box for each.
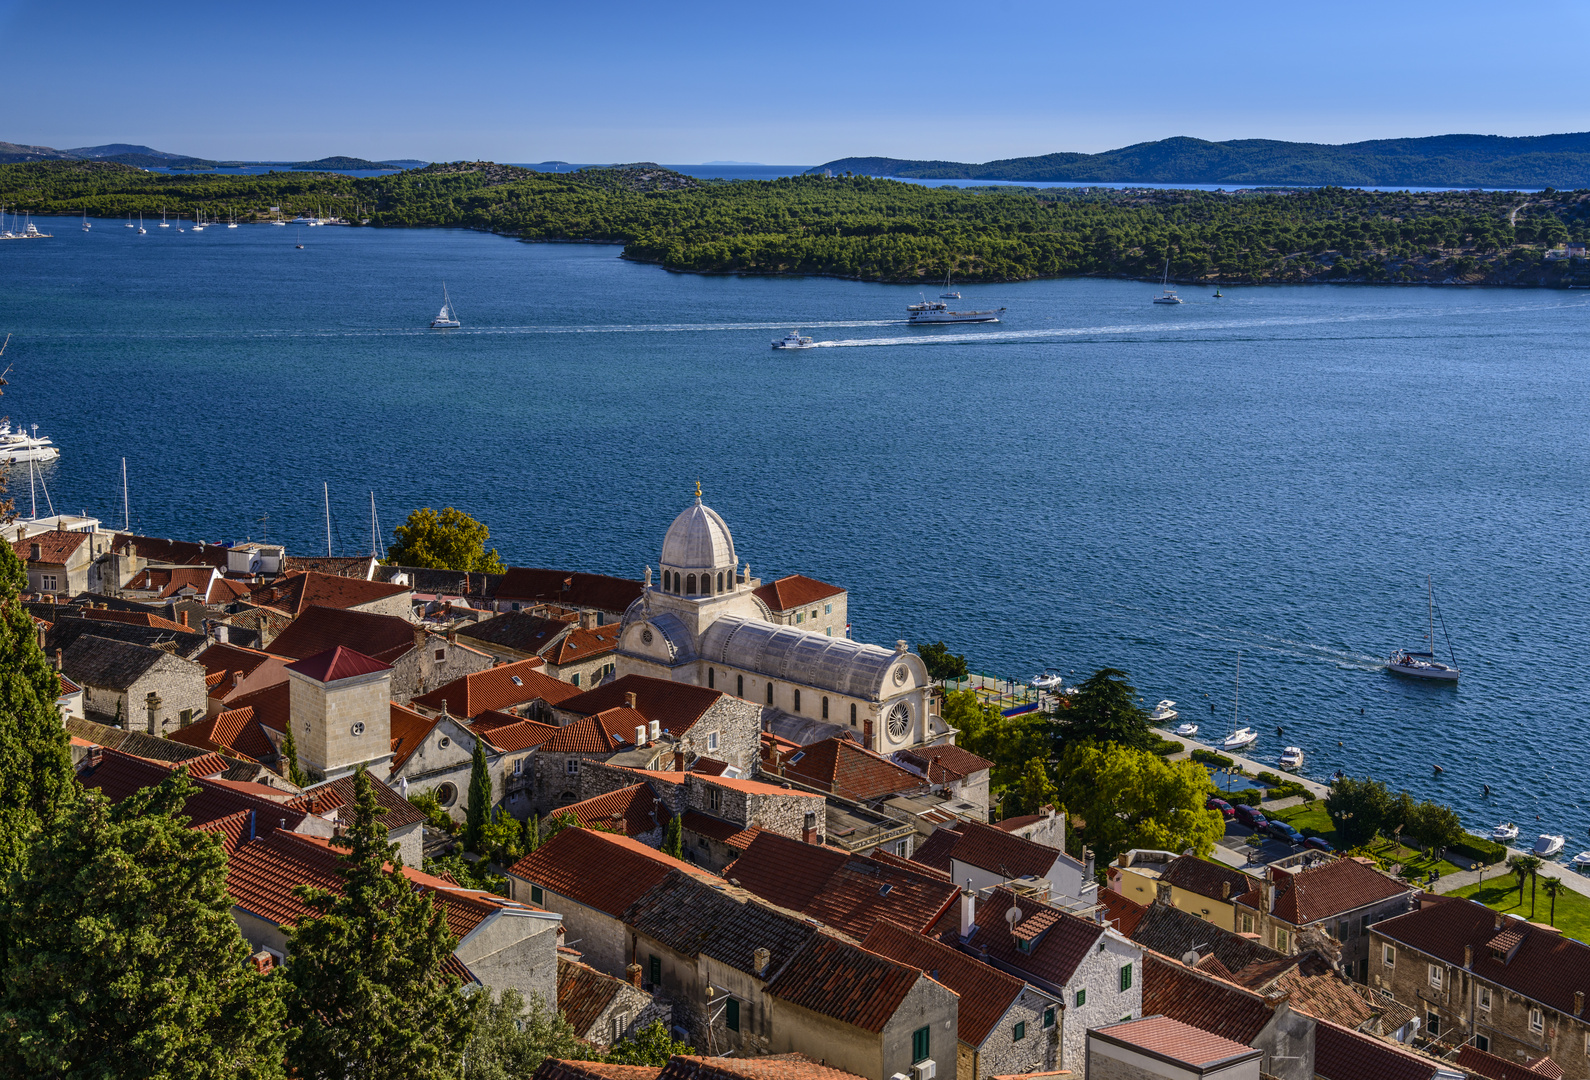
[1206,797,1235,818]
[1234,804,1269,830]
[1267,820,1305,845]
[1304,836,1334,853]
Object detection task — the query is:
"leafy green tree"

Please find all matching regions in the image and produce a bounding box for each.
[1053,742,1223,866]
[524,813,540,853]
[478,807,524,866]
[943,689,1055,811]
[1405,800,1463,856]
[462,990,589,1080]
[387,507,505,573]
[423,853,506,897]
[661,813,683,858]
[1059,668,1153,751]
[917,641,968,682]
[1324,776,1394,848]
[279,718,308,787]
[464,736,492,853]
[285,768,475,1079]
[0,769,286,1079]
[607,1019,692,1065]
[1004,757,1059,819]
[408,789,456,833]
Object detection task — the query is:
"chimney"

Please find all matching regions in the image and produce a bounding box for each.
[625,691,638,709]
[960,881,976,938]
[28,542,40,561]
[1221,881,1231,900]
[1495,912,1504,930]
[1261,869,1276,914]
[675,748,685,773]
[1083,846,1095,883]
[580,609,597,630]
[413,625,426,651]
[1116,853,1129,867]
[753,947,771,977]
[86,745,103,768]
[214,622,229,644]
[446,628,457,644]
[53,648,62,671]
[626,963,643,989]
[635,724,647,747]
[648,720,660,742]
[1576,991,1585,1017]
[179,609,190,628]
[145,691,162,735]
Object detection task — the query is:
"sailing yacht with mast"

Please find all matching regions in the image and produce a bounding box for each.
[430,285,461,328]
[1221,652,1259,749]
[939,270,960,299]
[1153,258,1183,304]
[1387,576,1461,680]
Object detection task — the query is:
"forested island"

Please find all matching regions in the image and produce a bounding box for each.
[4,159,1590,287]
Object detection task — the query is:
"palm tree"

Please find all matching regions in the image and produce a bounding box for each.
[1507,855,1535,906]
[1542,878,1564,926]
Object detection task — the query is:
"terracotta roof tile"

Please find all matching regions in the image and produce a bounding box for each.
[505,827,712,917]
[623,870,817,978]
[79,747,308,834]
[561,784,667,838]
[267,605,419,661]
[1161,855,1256,905]
[1141,952,1278,1045]
[958,885,1104,986]
[1314,1018,1439,1080]
[559,675,722,737]
[1129,903,1281,981]
[1090,1014,1259,1069]
[765,934,922,1034]
[1235,857,1413,927]
[165,706,278,762]
[861,919,1023,1046]
[659,1055,868,1080]
[249,570,410,617]
[945,819,1064,881]
[284,646,391,684]
[227,681,290,733]
[726,832,847,910]
[282,555,375,578]
[895,742,994,785]
[680,811,762,850]
[112,534,228,568]
[556,955,627,1036]
[469,714,561,753]
[496,569,642,613]
[289,773,425,831]
[543,623,620,665]
[459,610,576,655]
[1455,1045,1565,1080]
[752,575,845,614]
[1096,889,1148,937]
[207,577,252,604]
[539,715,624,755]
[195,808,254,855]
[911,827,962,874]
[389,702,441,773]
[1228,951,1375,1029]
[413,658,579,717]
[534,1063,661,1080]
[81,607,191,633]
[13,530,88,565]
[771,737,923,802]
[65,715,229,767]
[871,847,950,881]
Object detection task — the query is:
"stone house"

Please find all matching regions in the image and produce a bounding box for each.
[528,706,666,814]
[1371,893,1590,1071]
[267,604,494,704]
[1087,1014,1263,1080]
[503,826,716,977]
[387,701,491,818]
[411,657,583,721]
[764,735,927,802]
[622,870,961,1080]
[538,618,620,688]
[290,772,428,868]
[1231,856,1417,981]
[557,783,670,847]
[925,819,1097,911]
[993,809,1065,850]
[889,743,994,817]
[751,574,848,639]
[467,712,562,814]
[248,570,413,621]
[1108,852,1257,933]
[863,918,1057,1080]
[949,884,1141,1072]
[1141,954,1316,1080]
[455,609,577,662]
[494,568,643,622]
[193,641,290,715]
[12,527,109,597]
[556,956,671,1047]
[554,674,763,777]
[61,633,208,732]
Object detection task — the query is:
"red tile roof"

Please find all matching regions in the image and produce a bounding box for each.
[289,773,425,831]
[911,827,962,874]
[539,715,625,755]
[557,955,626,1036]
[769,737,923,802]
[1096,888,1148,937]
[1314,1018,1439,1080]
[862,919,1024,1046]
[680,811,762,851]
[558,675,722,736]
[959,885,1104,986]
[871,847,950,881]
[412,658,580,717]
[943,819,1063,880]
[13,530,88,565]
[898,742,994,784]
[1141,952,1278,1045]
[165,706,278,762]
[226,680,290,733]
[81,607,191,633]
[561,783,668,838]
[495,569,642,613]
[504,826,712,917]
[285,646,391,684]
[1090,1014,1259,1069]
[1227,952,1375,1030]
[249,571,411,617]
[194,641,278,680]
[196,808,254,854]
[725,831,846,909]
[1454,1045,1564,1080]
[468,714,561,753]
[267,605,419,662]
[1374,896,1590,1022]
[535,1063,661,1080]
[543,623,620,666]
[208,577,252,604]
[1235,857,1412,926]
[1162,855,1256,905]
[752,574,845,613]
[659,1056,869,1080]
[389,702,442,773]
[765,933,922,1033]
[79,748,308,835]
[112,534,228,568]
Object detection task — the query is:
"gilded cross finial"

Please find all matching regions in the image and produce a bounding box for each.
[694,479,702,503]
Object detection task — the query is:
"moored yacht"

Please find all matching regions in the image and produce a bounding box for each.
[939,270,960,299]
[1491,822,1519,843]
[1030,671,1065,691]
[0,422,61,463]
[1150,700,1179,723]
[1279,746,1305,771]
[1174,721,1200,737]
[1534,834,1565,857]
[1572,851,1590,869]
[1223,727,1259,750]
[772,330,815,350]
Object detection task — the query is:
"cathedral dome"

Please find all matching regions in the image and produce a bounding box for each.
[661,492,736,572]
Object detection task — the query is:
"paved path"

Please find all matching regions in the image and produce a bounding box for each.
[1168,731,1332,799]
[1433,847,1590,899]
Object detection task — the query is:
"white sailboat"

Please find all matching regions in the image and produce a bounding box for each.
[137,212,146,235]
[939,270,960,299]
[1153,258,1183,304]
[81,208,91,231]
[430,284,461,328]
[1387,576,1460,681]
[1220,652,1259,750]
[159,207,170,228]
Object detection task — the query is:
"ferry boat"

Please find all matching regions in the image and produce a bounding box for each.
[430,285,461,329]
[772,330,815,350]
[907,298,1003,324]
[0,422,61,464]
[1387,576,1461,681]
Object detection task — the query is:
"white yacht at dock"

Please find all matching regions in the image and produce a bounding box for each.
[0,422,60,464]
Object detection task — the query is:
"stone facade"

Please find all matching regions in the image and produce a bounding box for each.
[77,651,208,734]
[1235,864,1415,982]
[392,634,496,705]
[1057,930,1143,1072]
[965,993,1058,1080]
[289,666,392,781]
[390,714,485,819]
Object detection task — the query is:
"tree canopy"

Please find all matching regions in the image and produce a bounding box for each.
[917,641,969,682]
[1058,668,1154,751]
[387,507,505,573]
[1053,742,1223,866]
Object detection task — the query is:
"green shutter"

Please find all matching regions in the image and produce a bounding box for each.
[912,1025,930,1063]
[1013,1021,1026,1041]
[1120,963,1133,991]
[1075,988,1086,1007]
[1043,1006,1056,1028]
[649,955,661,986]
[726,998,740,1032]
[530,885,543,905]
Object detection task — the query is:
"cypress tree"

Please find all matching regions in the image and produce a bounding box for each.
[0,769,286,1078]
[661,812,682,858]
[463,735,491,852]
[524,813,539,853]
[279,718,308,787]
[285,768,474,1079]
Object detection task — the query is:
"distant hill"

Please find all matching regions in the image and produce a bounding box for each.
[811,133,1590,189]
[0,142,422,171]
[290,156,400,171]
[63,143,187,160]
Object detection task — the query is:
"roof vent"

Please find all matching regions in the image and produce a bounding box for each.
[879,884,894,897]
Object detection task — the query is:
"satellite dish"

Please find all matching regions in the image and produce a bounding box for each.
[1181,949,1202,966]
[1005,906,1021,927]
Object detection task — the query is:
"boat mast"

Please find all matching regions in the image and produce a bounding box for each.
[1233,651,1240,731]
[121,457,129,530]
[1427,575,1434,653]
[324,482,332,557]
[27,456,36,519]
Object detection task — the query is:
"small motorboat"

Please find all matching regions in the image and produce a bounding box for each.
[772,330,815,350]
[1571,851,1590,869]
[1222,727,1259,751]
[1030,671,1065,691]
[1491,822,1520,843]
[1150,700,1179,723]
[1279,746,1305,772]
[1534,835,1565,858]
[1174,722,1200,737]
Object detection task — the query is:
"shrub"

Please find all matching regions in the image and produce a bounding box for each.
[1265,781,1311,802]
[1255,771,1284,786]
[407,790,456,833]
[1449,836,1506,865]
[1192,749,1235,769]
[1223,789,1261,807]
[1148,737,1185,757]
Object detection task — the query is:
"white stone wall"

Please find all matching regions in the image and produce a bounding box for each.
[971,993,1058,1079]
[1059,931,1142,1072]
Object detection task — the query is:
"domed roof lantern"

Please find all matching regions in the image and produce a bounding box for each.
[660,480,736,573]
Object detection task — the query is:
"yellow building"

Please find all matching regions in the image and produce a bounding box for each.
[1106,851,1256,933]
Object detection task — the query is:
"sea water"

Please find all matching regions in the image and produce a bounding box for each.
[3,220,1588,840]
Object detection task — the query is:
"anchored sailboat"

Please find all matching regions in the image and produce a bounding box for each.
[1153,258,1183,304]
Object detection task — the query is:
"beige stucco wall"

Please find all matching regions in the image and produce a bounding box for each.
[289,667,392,780]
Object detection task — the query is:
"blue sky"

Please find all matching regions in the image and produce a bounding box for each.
[3,0,1586,163]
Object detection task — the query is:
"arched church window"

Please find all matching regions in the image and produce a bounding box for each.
[708,669,715,689]
[850,703,857,726]
[766,682,774,705]
[717,572,724,593]
[794,689,801,712]
[822,697,829,720]
[737,674,744,697]
[687,574,697,595]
